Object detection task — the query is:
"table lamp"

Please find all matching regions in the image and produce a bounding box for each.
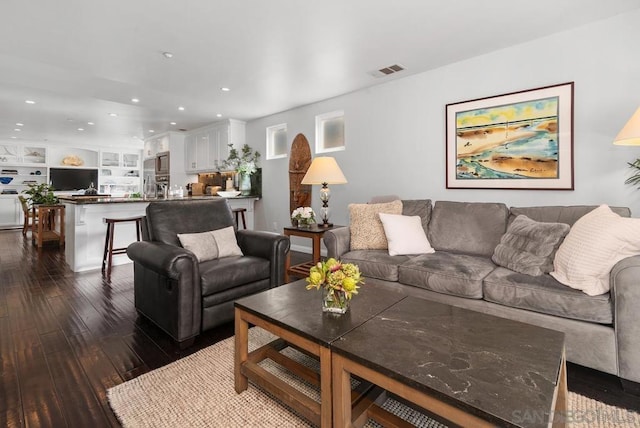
[301,157,347,227]
[613,107,640,188]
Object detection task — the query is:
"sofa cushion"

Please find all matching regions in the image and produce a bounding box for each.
[400,199,432,236]
[349,200,403,250]
[379,213,435,256]
[177,226,243,262]
[509,205,631,226]
[341,250,411,282]
[484,267,613,324]
[551,204,640,296]
[428,201,509,257]
[491,215,570,276]
[200,255,270,296]
[398,252,496,299]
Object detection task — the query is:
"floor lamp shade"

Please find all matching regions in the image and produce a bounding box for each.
[613,107,640,146]
[301,157,347,227]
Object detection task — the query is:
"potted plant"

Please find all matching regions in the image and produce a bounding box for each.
[22,183,58,205]
[223,144,260,195]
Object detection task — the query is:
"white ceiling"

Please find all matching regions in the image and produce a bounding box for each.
[1,0,638,149]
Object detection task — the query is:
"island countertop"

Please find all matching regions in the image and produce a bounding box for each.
[58,195,260,205]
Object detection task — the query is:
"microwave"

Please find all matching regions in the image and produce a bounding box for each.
[156,151,170,175]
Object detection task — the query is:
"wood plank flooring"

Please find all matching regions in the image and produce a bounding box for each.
[0,228,638,427]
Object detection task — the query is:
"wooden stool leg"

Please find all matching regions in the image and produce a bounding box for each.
[102,222,111,274]
[106,223,115,281]
[240,211,247,229]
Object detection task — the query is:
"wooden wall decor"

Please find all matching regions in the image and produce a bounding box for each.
[289,133,312,215]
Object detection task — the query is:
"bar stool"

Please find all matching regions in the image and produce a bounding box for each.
[102,216,144,281]
[232,208,247,229]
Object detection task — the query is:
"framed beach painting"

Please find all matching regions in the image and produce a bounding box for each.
[446,82,574,190]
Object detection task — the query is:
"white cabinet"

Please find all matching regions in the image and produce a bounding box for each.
[143,135,170,159]
[98,151,142,195]
[184,119,245,173]
[0,195,20,227]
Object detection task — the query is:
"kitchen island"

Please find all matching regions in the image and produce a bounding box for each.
[60,195,259,272]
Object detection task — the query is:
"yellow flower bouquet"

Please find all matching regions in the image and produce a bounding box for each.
[305,258,364,314]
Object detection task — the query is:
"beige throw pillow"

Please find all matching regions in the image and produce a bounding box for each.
[550,205,640,296]
[349,200,403,250]
[177,226,243,262]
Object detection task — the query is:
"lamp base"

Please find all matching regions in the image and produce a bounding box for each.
[320,221,333,228]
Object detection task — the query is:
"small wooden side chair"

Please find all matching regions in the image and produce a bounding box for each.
[18,195,36,236]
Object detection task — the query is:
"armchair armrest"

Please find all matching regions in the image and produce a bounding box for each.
[127,241,198,280]
[323,226,351,259]
[611,255,640,384]
[237,230,290,287]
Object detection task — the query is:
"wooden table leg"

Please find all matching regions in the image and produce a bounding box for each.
[332,353,352,428]
[234,308,249,393]
[312,235,321,264]
[320,346,333,427]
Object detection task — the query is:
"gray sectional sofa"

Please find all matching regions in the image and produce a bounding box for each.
[323,200,640,392]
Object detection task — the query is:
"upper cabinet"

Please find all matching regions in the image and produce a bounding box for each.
[184,119,245,173]
[98,150,142,195]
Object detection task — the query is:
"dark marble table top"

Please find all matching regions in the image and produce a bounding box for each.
[331,296,565,428]
[234,278,407,346]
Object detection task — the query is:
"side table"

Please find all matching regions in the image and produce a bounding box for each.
[32,204,65,248]
[283,224,344,282]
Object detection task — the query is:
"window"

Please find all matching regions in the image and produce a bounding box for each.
[266,123,288,160]
[315,110,345,153]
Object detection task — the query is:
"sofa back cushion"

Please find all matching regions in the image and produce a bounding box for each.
[509,205,630,226]
[401,199,432,236]
[428,201,509,257]
[146,199,235,246]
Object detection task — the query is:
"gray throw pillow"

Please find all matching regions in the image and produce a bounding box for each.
[492,215,570,276]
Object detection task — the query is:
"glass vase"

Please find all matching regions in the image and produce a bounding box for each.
[239,173,252,196]
[322,287,349,314]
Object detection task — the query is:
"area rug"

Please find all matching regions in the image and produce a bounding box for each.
[108,329,639,428]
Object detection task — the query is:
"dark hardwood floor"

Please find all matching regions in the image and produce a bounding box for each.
[0,229,638,427]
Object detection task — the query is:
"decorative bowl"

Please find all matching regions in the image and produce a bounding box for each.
[217,190,241,198]
[0,177,14,184]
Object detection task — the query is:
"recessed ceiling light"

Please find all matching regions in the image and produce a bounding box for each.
[220,87,230,92]
[170,122,177,125]
[77,128,84,131]
[87,122,95,125]
[216,113,222,118]
[162,52,173,58]
[25,100,36,104]
[16,123,24,126]
[67,118,74,122]
[10,136,17,139]
[178,106,185,111]
[131,98,140,103]
[109,113,118,117]
[14,128,21,132]
[149,130,155,133]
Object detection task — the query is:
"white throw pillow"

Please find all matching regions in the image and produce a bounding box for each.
[177,226,243,262]
[550,205,640,296]
[379,213,435,256]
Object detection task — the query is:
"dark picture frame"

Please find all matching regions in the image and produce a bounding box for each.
[446,82,574,190]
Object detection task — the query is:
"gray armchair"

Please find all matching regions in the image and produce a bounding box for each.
[127,199,290,347]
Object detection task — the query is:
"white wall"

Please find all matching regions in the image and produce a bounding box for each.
[247,10,640,242]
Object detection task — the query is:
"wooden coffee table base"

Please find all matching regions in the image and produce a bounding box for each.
[332,351,568,428]
[234,307,333,427]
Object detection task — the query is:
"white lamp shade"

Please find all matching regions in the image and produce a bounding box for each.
[614,107,640,146]
[301,157,347,185]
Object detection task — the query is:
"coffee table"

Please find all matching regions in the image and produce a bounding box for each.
[234,278,406,427]
[331,297,567,428]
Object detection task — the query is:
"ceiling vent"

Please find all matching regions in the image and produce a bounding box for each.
[369,64,405,78]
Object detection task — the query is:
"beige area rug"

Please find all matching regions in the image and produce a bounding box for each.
[108,329,639,428]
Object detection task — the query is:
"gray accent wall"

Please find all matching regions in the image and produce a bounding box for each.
[246,9,640,249]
